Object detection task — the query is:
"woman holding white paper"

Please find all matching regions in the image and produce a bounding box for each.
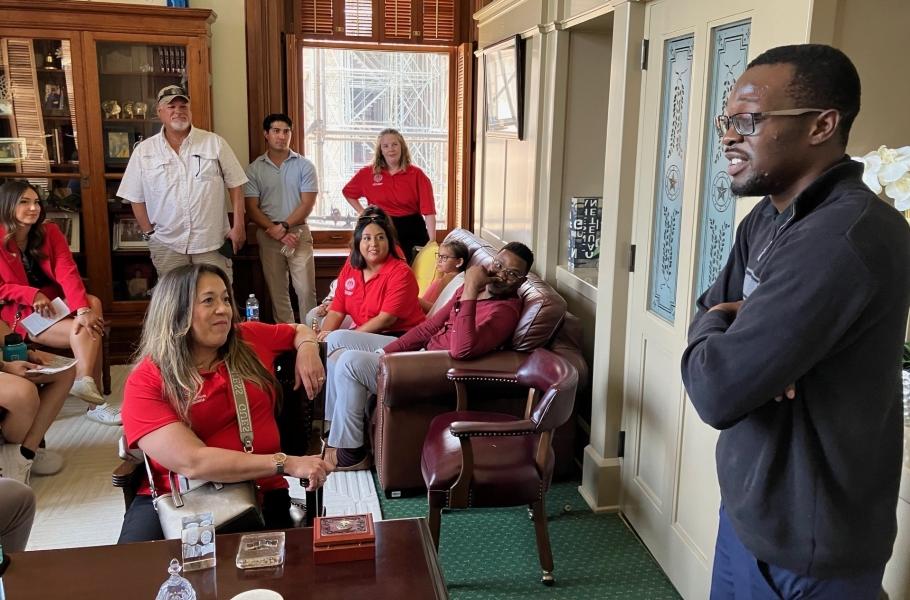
[0,181,118,426]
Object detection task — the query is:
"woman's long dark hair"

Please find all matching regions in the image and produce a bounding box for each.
[0,180,47,263]
[349,206,404,270]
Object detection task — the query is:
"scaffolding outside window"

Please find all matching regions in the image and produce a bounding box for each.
[301,46,450,232]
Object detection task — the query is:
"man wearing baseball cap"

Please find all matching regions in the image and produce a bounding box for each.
[117,84,248,281]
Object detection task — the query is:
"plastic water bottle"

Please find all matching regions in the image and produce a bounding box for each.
[280,240,297,258]
[2,333,28,362]
[245,294,260,322]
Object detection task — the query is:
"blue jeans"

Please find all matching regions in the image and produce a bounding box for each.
[710,507,885,599]
[324,330,396,449]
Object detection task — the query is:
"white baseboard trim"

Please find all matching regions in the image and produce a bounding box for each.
[578,444,622,512]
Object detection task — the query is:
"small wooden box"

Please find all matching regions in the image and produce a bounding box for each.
[312,514,376,565]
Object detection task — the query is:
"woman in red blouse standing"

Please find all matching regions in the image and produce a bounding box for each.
[342,129,436,263]
[0,181,118,425]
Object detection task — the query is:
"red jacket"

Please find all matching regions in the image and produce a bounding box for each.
[0,223,89,335]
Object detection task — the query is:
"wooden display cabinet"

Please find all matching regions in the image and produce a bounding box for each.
[0,1,214,359]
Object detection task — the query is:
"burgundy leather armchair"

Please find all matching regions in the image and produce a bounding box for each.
[421,348,579,585]
[371,229,588,497]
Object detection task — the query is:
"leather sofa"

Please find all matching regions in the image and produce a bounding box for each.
[371,229,589,497]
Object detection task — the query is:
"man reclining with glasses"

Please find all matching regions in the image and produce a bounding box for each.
[321,241,534,471]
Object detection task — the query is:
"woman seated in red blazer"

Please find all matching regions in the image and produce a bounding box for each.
[315,206,424,342]
[0,180,119,425]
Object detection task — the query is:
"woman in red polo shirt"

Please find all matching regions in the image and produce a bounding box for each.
[118,264,330,543]
[316,207,424,342]
[342,129,436,263]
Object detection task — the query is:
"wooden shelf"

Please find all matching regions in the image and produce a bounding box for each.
[0,171,80,179]
[102,118,158,124]
[107,203,134,213]
[100,71,183,77]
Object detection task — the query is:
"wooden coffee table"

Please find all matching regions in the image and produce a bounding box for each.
[6,517,447,599]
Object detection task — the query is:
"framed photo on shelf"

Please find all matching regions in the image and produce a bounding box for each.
[0,137,27,163]
[44,211,80,253]
[483,34,525,140]
[113,217,147,250]
[43,82,64,113]
[105,128,134,163]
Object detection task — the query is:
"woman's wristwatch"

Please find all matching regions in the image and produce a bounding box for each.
[76,307,92,316]
[272,452,288,475]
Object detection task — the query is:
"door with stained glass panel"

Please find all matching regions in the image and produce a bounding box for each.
[621,14,705,595]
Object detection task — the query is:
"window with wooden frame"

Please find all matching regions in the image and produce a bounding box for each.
[290,42,452,246]
[289,0,471,248]
[296,0,459,44]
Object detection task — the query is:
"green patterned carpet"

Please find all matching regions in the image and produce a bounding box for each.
[378,478,681,599]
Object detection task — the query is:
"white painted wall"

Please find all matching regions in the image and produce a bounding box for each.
[558,26,612,267]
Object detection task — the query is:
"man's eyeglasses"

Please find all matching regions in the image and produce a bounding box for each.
[491,259,524,282]
[435,253,454,262]
[714,108,826,138]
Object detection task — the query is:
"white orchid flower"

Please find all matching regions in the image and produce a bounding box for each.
[886,174,910,211]
[878,147,910,184]
[856,152,883,193]
[855,145,910,202]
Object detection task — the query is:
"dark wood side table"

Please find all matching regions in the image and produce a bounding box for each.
[5,517,447,599]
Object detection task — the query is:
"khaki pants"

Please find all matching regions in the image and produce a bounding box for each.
[148,237,233,283]
[0,479,35,552]
[256,225,316,323]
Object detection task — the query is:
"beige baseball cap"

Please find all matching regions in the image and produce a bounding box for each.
[156,84,190,105]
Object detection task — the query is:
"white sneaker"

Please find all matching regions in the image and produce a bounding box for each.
[32,447,65,476]
[70,376,105,405]
[0,444,33,485]
[85,403,122,426]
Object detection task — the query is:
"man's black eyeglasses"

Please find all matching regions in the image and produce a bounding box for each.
[714,108,826,138]
[491,259,524,282]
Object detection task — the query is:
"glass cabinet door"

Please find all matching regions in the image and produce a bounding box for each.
[0,36,85,256]
[96,41,187,302]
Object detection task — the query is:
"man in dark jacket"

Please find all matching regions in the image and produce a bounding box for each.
[681,44,910,599]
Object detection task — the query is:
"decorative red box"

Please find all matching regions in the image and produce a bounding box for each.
[312,514,376,564]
